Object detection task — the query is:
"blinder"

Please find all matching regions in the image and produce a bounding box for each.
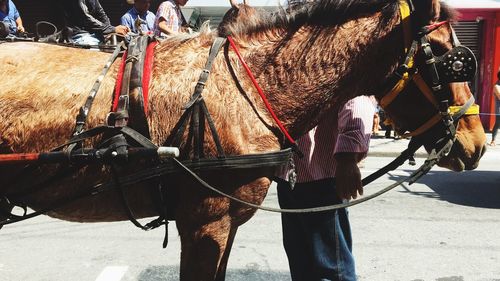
[435,45,477,84]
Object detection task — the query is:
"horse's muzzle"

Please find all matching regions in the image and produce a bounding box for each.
[438,138,486,171]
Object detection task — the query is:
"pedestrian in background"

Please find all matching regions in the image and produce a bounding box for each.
[0,0,24,36]
[121,0,155,35]
[154,0,189,37]
[275,95,375,281]
[60,0,129,45]
[489,68,500,146]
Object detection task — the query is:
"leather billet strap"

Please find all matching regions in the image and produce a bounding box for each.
[183,37,227,110]
[111,35,154,135]
[166,37,227,159]
[73,42,124,137]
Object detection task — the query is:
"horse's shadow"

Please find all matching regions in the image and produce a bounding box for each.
[137,265,291,281]
[388,170,500,209]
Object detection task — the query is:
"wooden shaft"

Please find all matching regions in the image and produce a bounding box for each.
[0,153,39,165]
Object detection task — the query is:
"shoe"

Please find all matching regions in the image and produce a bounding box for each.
[488,141,496,146]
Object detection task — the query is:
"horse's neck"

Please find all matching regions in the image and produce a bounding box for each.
[238,14,401,138]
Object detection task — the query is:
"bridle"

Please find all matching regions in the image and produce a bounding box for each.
[379,0,479,151]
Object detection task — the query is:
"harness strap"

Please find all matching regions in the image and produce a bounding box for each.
[450,103,479,117]
[412,73,439,107]
[112,36,155,134]
[183,37,227,110]
[166,37,227,159]
[400,0,412,51]
[401,114,441,138]
[200,101,225,157]
[420,36,444,94]
[378,9,417,108]
[73,42,124,136]
[402,95,476,138]
[450,95,477,121]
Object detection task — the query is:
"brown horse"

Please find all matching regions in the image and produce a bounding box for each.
[0,0,486,280]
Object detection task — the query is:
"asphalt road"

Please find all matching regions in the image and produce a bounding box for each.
[0,152,499,281]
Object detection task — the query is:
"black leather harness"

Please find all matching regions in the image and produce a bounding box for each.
[0,0,482,236]
[0,36,293,246]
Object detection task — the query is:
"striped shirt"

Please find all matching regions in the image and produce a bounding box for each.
[153,1,184,37]
[278,95,376,183]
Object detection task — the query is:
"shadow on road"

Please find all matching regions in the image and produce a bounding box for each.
[137,265,291,281]
[388,170,500,209]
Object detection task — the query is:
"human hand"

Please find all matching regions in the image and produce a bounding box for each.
[334,153,364,200]
[114,25,130,36]
[17,25,25,33]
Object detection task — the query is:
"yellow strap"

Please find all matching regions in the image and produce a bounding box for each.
[399,0,412,52]
[380,0,413,109]
[412,73,439,108]
[380,73,411,108]
[403,104,480,138]
[449,104,480,116]
[401,114,442,138]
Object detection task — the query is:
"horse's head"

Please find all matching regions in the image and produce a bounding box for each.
[218,0,259,37]
[380,0,486,171]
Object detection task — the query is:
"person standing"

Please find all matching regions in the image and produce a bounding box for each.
[489,69,500,146]
[121,0,155,35]
[60,0,130,45]
[275,95,376,281]
[0,0,24,35]
[153,0,188,37]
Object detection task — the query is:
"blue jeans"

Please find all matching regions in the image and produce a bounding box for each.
[71,33,102,45]
[276,178,356,281]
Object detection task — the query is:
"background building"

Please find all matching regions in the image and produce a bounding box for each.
[11,0,500,130]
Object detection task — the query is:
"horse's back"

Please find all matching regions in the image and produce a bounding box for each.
[0,42,117,153]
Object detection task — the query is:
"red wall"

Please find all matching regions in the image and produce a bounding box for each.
[457,9,500,130]
[492,12,500,130]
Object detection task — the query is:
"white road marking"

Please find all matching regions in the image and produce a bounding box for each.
[95,266,129,281]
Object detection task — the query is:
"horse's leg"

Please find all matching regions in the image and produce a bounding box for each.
[214,226,238,281]
[175,172,272,281]
[177,214,232,281]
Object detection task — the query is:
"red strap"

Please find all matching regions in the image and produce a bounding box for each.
[424,20,448,34]
[227,36,296,146]
[142,41,158,114]
[111,41,157,114]
[112,50,128,112]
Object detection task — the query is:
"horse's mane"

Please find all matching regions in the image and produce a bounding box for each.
[224,0,401,37]
[223,0,457,38]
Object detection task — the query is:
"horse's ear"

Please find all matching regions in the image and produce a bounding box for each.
[431,0,441,22]
[414,0,441,24]
[230,0,239,8]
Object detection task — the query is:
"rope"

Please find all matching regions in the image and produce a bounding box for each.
[478,113,500,116]
[171,156,426,213]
